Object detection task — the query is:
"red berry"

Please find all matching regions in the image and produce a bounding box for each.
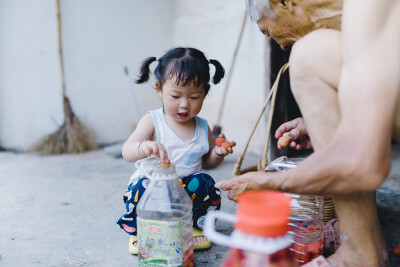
[222,142,232,150]
[278,136,289,147]
[215,137,226,147]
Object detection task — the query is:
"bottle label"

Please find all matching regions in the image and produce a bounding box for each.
[137,218,183,267]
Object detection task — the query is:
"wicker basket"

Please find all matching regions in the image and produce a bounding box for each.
[232,63,337,223]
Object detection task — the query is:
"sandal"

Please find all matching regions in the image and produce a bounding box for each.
[129,235,138,255]
[193,227,212,250]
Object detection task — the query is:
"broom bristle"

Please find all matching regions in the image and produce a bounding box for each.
[32,117,97,155]
[32,96,98,155]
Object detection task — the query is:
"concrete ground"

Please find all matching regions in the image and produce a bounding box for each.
[0,145,399,266]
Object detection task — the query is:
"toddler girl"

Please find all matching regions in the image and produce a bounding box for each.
[116,47,236,254]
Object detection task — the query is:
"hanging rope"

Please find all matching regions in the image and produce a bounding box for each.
[233,63,289,176]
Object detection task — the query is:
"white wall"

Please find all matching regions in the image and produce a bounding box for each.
[0,0,62,151]
[172,0,270,154]
[0,0,269,154]
[0,0,172,151]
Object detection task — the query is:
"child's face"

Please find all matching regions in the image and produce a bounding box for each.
[156,78,205,123]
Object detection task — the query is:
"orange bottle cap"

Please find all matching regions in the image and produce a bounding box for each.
[235,190,291,237]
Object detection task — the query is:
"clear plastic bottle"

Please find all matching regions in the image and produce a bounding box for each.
[204,190,298,267]
[265,157,324,265]
[137,163,194,267]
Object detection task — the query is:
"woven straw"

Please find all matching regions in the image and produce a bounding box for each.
[232,63,336,223]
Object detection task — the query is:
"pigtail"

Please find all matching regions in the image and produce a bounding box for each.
[209,59,225,84]
[135,57,157,84]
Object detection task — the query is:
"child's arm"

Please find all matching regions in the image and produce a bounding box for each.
[202,127,235,169]
[122,113,169,163]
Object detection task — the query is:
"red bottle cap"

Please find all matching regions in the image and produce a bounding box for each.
[235,190,291,237]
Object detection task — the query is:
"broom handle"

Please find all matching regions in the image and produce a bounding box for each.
[56,0,66,98]
[215,9,248,127]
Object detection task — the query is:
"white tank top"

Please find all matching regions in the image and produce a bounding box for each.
[129,107,209,183]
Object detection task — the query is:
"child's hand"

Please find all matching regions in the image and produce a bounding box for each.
[139,140,170,163]
[214,133,236,158]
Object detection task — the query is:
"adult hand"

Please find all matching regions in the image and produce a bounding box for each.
[215,172,257,202]
[275,117,312,150]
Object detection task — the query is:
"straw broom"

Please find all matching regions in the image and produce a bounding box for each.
[32,0,97,154]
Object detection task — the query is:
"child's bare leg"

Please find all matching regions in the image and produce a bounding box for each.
[290,29,387,266]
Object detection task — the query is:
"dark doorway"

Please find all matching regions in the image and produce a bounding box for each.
[268,39,313,160]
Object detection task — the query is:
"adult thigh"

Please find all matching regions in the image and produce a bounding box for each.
[290,29,342,96]
[288,29,342,148]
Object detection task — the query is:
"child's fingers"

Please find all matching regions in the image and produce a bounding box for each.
[157,144,169,163]
[215,137,235,156]
[147,144,158,158]
[224,147,234,155]
[227,142,235,153]
[149,142,169,162]
[215,146,229,156]
[215,146,224,155]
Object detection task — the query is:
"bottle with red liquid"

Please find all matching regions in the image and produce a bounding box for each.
[204,190,298,267]
[265,157,324,266]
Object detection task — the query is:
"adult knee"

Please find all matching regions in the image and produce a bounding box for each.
[289,29,342,99]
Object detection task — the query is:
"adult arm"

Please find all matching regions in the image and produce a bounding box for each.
[216,0,398,200]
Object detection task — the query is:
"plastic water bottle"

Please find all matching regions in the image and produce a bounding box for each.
[204,190,297,267]
[136,163,194,267]
[265,156,324,265]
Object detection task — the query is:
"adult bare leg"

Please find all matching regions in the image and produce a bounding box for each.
[289,29,387,266]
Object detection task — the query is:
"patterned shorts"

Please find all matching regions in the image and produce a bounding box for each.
[116,172,221,235]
